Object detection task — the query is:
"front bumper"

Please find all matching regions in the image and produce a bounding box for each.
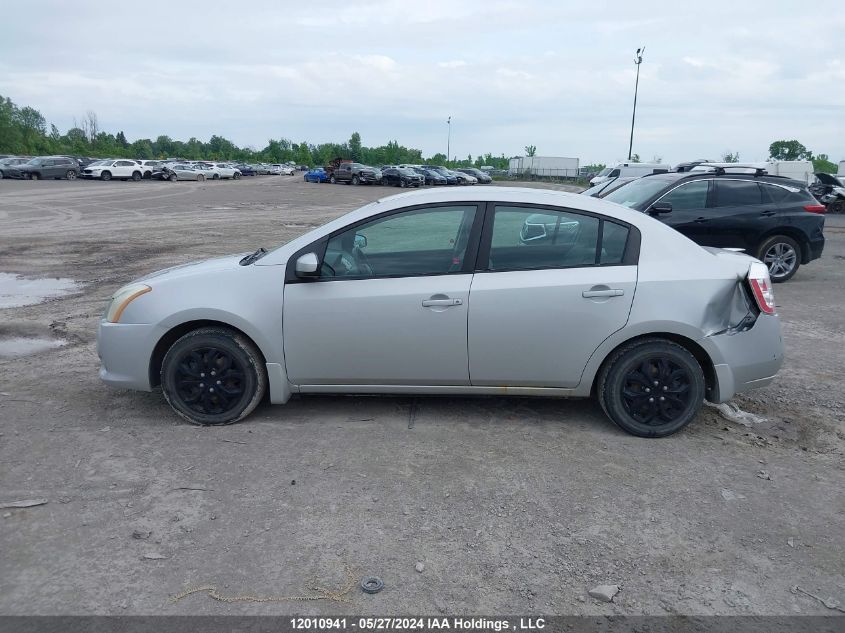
[707,314,784,403]
[97,321,162,391]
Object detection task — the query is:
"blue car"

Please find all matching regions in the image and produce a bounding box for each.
[304,167,329,183]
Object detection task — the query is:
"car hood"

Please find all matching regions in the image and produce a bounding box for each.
[815,172,844,186]
[136,253,249,284]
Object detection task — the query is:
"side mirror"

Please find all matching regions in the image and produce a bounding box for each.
[648,202,673,215]
[354,234,367,249]
[295,252,320,277]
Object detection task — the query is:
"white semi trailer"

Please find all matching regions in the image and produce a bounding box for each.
[508,156,579,178]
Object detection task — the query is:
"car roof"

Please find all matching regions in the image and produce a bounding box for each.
[638,171,806,188]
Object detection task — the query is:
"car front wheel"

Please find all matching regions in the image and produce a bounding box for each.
[161,327,267,426]
[757,235,800,282]
[597,338,705,438]
[101,171,112,181]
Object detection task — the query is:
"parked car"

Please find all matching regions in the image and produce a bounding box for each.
[381,167,423,187]
[137,160,162,179]
[19,156,80,180]
[330,162,382,185]
[213,163,242,179]
[412,167,447,185]
[580,177,638,198]
[602,169,826,282]
[81,160,144,181]
[457,167,493,184]
[810,172,845,214]
[451,170,477,185]
[0,157,30,179]
[280,165,295,176]
[304,167,329,183]
[425,166,459,185]
[159,164,208,181]
[97,187,784,438]
[233,164,257,177]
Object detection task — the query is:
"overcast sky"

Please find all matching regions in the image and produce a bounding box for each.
[1,1,843,166]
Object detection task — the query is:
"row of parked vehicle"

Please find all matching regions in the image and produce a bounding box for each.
[0,155,299,182]
[303,161,494,187]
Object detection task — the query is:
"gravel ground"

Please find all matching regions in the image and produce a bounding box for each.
[0,176,843,616]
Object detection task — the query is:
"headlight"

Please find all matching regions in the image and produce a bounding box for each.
[105,284,151,323]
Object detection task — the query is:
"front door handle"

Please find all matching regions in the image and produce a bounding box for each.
[760,210,776,217]
[422,297,463,307]
[694,217,708,223]
[582,288,624,298]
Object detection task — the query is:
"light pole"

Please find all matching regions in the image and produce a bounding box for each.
[628,47,644,161]
[447,116,451,165]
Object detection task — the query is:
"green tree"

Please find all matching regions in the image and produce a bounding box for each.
[629,153,641,163]
[812,153,837,174]
[116,131,128,148]
[721,151,740,163]
[349,132,362,161]
[524,145,537,157]
[768,140,812,161]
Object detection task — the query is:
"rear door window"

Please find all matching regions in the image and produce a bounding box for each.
[657,180,710,210]
[714,180,763,206]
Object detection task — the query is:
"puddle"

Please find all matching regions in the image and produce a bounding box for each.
[0,273,81,308]
[0,337,67,359]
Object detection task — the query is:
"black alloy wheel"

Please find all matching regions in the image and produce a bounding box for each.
[598,338,704,437]
[161,327,266,425]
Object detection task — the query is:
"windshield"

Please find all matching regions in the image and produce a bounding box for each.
[596,167,612,177]
[581,181,612,196]
[603,176,677,208]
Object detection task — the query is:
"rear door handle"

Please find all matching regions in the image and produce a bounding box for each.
[582,289,624,298]
[760,210,776,217]
[694,217,708,223]
[422,298,463,307]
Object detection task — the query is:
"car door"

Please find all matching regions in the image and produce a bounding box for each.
[468,204,637,388]
[284,203,481,386]
[711,180,774,250]
[652,179,713,244]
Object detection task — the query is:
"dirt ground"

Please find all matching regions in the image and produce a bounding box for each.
[0,176,843,616]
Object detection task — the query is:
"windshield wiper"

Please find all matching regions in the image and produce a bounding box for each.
[239,248,267,266]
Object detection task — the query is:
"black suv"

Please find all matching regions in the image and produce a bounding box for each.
[603,169,826,282]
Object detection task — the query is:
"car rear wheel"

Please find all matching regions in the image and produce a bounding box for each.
[757,235,800,283]
[101,171,112,181]
[598,338,705,438]
[828,200,845,214]
[66,170,77,180]
[197,174,205,182]
[132,171,141,181]
[233,172,241,180]
[161,327,267,426]
[30,172,40,180]
[169,173,178,182]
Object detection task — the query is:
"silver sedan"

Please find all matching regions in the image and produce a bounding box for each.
[97,187,783,437]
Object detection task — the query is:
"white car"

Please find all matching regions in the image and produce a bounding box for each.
[280,165,295,176]
[189,163,216,179]
[137,160,162,179]
[81,160,144,181]
[213,163,242,179]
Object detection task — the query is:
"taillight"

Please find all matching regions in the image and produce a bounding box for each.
[748,262,775,315]
[803,204,826,214]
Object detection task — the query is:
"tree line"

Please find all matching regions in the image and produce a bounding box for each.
[0,94,511,170]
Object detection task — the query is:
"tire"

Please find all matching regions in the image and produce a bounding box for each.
[213,173,220,180]
[0,170,4,180]
[131,171,141,181]
[757,235,800,283]
[169,173,178,182]
[233,172,241,180]
[400,180,406,188]
[66,170,77,180]
[197,174,205,182]
[352,175,360,185]
[30,172,40,181]
[330,175,336,184]
[828,199,845,214]
[101,171,112,181]
[161,327,267,426]
[597,338,705,438]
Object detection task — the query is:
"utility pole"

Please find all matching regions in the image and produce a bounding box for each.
[628,47,644,161]
[447,116,451,165]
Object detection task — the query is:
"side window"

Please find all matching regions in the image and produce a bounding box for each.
[489,206,601,271]
[761,184,790,203]
[609,169,621,177]
[600,221,630,264]
[321,205,477,279]
[658,180,709,211]
[715,180,762,206]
